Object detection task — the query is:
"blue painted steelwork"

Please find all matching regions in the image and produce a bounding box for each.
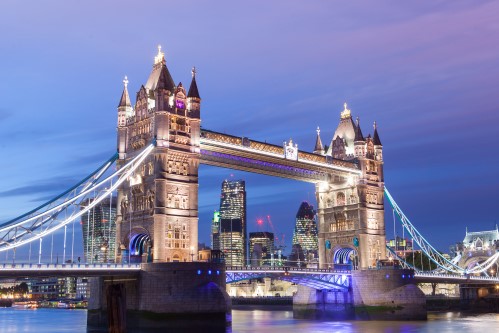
[225,267,351,290]
[334,248,356,265]
[129,233,151,256]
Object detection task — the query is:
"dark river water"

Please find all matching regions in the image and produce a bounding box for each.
[0,308,498,332]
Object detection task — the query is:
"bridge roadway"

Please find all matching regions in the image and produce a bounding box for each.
[0,264,497,286]
[226,266,352,290]
[226,267,499,287]
[0,263,141,278]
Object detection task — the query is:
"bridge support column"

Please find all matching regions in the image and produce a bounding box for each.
[351,269,426,320]
[87,263,231,331]
[293,285,354,320]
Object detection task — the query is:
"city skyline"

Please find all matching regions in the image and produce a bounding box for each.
[0,1,498,259]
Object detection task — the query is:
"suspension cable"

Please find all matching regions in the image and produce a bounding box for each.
[0,144,154,252]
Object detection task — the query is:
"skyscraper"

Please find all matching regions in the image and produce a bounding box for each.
[249,231,275,266]
[211,210,221,250]
[291,201,318,265]
[219,180,246,266]
[80,197,117,263]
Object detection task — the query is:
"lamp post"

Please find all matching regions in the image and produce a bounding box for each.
[190,246,195,262]
[100,243,108,263]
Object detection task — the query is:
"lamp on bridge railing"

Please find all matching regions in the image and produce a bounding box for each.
[100,244,108,263]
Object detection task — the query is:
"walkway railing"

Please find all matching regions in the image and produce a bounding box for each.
[225,266,351,274]
[0,263,141,270]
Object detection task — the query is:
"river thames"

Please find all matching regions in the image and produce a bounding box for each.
[0,308,498,333]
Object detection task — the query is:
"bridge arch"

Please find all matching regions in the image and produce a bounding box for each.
[333,246,358,270]
[225,268,350,290]
[125,227,152,263]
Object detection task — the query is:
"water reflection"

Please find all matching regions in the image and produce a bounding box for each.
[0,307,498,333]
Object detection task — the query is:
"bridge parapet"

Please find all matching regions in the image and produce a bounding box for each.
[226,266,351,274]
[0,263,141,278]
[415,271,499,284]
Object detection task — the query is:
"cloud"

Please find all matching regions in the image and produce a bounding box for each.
[0,175,80,199]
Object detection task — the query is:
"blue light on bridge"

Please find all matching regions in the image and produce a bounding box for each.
[386,274,390,279]
[208,270,212,275]
[216,270,220,275]
[402,274,405,279]
[197,270,202,275]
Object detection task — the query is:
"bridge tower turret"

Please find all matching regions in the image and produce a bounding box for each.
[354,117,365,158]
[115,46,201,264]
[117,76,132,159]
[313,127,325,155]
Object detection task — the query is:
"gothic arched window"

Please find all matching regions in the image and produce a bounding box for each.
[337,192,346,206]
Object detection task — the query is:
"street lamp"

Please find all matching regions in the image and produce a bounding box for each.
[100,243,108,263]
[190,246,195,262]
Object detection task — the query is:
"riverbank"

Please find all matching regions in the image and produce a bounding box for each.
[426,296,499,312]
[1,299,87,309]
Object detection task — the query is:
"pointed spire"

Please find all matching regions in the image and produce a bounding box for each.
[314,126,324,154]
[188,66,201,99]
[156,64,175,91]
[118,76,131,107]
[354,117,364,141]
[373,121,382,145]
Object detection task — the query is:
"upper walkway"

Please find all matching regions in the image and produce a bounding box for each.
[199,129,360,183]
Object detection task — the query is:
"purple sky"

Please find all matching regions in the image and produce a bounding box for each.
[0,1,498,259]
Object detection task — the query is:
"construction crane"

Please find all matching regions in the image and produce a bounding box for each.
[266,215,286,266]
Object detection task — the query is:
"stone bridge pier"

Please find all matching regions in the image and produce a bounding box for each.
[293,269,426,320]
[87,262,230,331]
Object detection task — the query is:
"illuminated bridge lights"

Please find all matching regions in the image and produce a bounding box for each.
[0,144,155,253]
[225,267,351,290]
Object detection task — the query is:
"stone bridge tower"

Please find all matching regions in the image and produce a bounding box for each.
[115,47,201,263]
[315,103,386,269]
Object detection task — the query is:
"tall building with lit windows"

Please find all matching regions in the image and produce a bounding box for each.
[219,180,247,266]
[291,201,318,264]
[80,197,117,263]
[249,232,274,266]
[211,210,221,250]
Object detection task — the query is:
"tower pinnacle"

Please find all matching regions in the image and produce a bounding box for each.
[341,102,351,119]
[118,75,131,108]
[354,117,364,142]
[188,66,201,99]
[373,121,382,146]
[154,44,165,65]
[314,126,324,154]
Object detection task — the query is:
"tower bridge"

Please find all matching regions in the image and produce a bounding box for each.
[114,46,386,270]
[0,47,497,328]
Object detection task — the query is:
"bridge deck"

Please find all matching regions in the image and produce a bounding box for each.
[0,263,141,278]
[414,272,499,284]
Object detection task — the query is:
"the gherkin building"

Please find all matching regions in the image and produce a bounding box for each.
[291,202,318,263]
